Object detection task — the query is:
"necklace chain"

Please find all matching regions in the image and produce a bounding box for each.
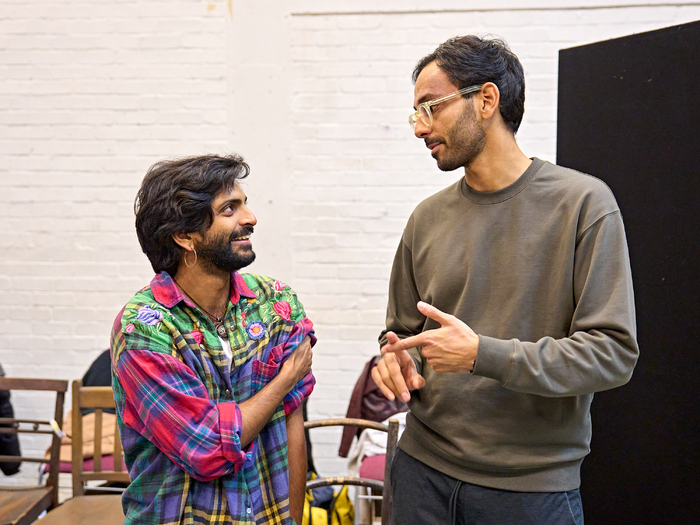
[173,278,226,324]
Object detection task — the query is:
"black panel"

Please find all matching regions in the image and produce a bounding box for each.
[557,21,700,524]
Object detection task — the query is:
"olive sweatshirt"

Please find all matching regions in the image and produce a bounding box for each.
[382,158,638,492]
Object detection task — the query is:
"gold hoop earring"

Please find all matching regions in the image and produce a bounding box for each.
[184,249,197,269]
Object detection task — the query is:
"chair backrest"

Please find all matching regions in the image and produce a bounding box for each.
[304,417,399,525]
[70,380,129,497]
[0,377,68,511]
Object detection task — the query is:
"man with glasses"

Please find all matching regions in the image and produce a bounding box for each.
[372,36,638,524]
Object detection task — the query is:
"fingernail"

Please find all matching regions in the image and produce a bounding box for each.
[402,392,410,402]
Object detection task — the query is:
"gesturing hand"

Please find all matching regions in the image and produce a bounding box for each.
[382,301,479,374]
[372,331,426,403]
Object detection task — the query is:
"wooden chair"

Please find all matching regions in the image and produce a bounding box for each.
[0,377,68,525]
[304,417,399,525]
[35,380,130,525]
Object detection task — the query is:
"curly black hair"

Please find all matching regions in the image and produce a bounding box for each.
[134,154,250,276]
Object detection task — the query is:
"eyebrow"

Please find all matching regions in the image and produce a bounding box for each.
[415,95,431,107]
[217,197,247,212]
[414,92,440,108]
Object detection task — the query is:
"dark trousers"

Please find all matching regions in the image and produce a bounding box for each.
[391,448,584,525]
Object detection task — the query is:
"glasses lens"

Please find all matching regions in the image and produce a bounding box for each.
[409,106,434,130]
[418,106,431,127]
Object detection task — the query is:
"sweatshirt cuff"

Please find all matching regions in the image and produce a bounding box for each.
[475,335,515,384]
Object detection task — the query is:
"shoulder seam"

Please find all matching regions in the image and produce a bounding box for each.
[577,210,621,243]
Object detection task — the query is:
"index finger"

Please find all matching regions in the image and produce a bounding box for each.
[382,332,429,354]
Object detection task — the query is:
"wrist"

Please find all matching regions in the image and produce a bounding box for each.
[275,367,297,392]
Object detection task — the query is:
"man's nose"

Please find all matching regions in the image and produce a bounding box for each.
[241,206,257,227]
[413,119,431,138]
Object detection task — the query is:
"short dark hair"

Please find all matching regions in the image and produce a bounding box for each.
[134,154,250,276]
[413,35,525,134]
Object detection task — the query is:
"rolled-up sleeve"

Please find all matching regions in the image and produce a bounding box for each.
[283,371,315,416]
[116,349,250,482]
[267,317,317,416]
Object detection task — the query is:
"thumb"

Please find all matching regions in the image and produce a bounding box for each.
[380,331,405,355]
[385,331,400,344]
[417,301,453,326]
[411,373,425,390]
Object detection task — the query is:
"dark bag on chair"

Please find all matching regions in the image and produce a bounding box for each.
[0,364,21,476]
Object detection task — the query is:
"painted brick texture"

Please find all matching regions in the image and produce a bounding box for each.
[1,0,698,482]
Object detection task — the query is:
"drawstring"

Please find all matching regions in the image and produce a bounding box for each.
[449,480,463,525]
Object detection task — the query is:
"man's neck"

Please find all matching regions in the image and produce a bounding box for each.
[463,131,532,192]
[172,265,231,318]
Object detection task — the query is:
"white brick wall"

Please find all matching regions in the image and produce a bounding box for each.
[1,0,699,482]
[0,0,231,484]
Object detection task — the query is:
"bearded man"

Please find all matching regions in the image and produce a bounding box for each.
[372,36,639,524]
[110,154,314,525]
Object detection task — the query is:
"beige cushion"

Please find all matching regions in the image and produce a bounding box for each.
[45,410,118,463]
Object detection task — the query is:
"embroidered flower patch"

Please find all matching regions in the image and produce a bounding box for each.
[125,323,135,333]
[273,280,287,292]
[246,321,267,340]
[135,305,163,326]
[273,301,291,320]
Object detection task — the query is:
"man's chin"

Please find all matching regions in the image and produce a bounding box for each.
[436,159,461,172]
[235,251,256,271]
[202,252,256,274]
[433,150,460,172]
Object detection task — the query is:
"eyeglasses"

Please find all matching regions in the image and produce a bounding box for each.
[409,84,484,130]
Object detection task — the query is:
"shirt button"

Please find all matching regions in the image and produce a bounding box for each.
[247,507,252,515]
[225,389,232,398]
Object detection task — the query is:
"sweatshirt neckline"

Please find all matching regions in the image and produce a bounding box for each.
[460,157,544,204]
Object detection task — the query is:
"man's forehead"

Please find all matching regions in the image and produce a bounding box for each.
[213,183,246,203]
[414,62,460,105]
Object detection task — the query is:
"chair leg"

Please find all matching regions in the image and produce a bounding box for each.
[354,486,359,525]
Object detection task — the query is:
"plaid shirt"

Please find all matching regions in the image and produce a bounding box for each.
[110,272,316,525]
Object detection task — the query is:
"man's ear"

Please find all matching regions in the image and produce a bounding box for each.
[172,231,198,252]
[477,82,501,120]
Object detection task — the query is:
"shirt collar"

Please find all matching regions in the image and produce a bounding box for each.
[151,271,256,309]
[232,272,257,302]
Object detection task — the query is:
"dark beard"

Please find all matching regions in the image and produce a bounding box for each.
[436,103,486,172]
[195,228,256,274]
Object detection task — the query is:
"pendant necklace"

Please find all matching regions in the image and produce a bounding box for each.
[174,279,228,337]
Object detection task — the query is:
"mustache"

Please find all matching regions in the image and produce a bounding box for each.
[229,227,254,242]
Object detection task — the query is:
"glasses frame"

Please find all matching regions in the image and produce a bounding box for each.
[409,84,484,130]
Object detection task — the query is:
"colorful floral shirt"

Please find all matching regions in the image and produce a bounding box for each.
[110,271,316,525]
